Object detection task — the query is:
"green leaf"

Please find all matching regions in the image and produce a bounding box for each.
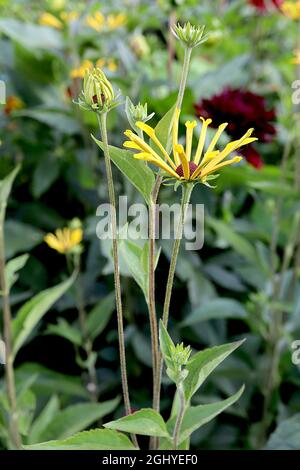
[207,217,258,263]
[87,292,115,340]
[36,398,120,442]
[168,386,244,445]
[91,136,155,203]
[104,408,170,438]
[23,429,137,450]
[16,363,88,398]
[0,19,62,50]
[159,320,175,370]
[19,109,80,135]
[152,105,176,151]
[266,414,300,450]
[119,239,147,298]
[46,318,82,346]
[0,166,20,206]
[28,395,60,444]
[12,275,75,357]
[184,340,245,401]
[5,254,29,290]
[182,298,248,326]
[32,156,60,198]
[4,220,44,258]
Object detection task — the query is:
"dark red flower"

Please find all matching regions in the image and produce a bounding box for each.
[248,0,283,11]
[194,88,276,168]
[240,146,264,169]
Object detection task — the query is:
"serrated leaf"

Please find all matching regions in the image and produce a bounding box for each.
[184,340,245,401]
[12,275,75,357]
[23,429,137,450]
[92,137,155,203]
[35,398,120,442]
[167,386,244,445]
[151,105,176,152]
[159,320,175,370]
[104,408,170,438]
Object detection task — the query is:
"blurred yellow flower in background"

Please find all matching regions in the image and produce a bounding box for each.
[124,109,257,183]
[292,50,300,63]
[39,12,63,29]
[44,227,83,254]
[282,1,300,19]
[85,11,105,32]
[70,60,93,79]
[60,11,79,23]
[4,96,24,115]
[107,13,127,29]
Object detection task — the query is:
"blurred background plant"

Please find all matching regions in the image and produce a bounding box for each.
[0,0,300,450]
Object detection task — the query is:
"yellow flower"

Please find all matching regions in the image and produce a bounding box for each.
[282,1,300,19]
[85,12,105,32]
[123,109,257,183]
[39,12,63,29]
[107,59,118,72]
[107,13,127,29]
[44,227,83,254]
[4,96,24,115]
[95,58,118,72]
[292,50,300,64]
[70,59,93,79]
[60,11,79,23]
[96,58,106,69]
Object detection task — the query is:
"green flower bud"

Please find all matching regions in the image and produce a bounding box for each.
[77,67,120,113]
[171,22,208,49]
[125,97,155,133]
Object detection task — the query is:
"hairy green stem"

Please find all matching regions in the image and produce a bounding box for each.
[150,45,193,450]
[0,205,22,449]
[173,382,186,450]
[97,113,137,446]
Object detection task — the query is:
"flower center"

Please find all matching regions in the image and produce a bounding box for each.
[175,161,199,178]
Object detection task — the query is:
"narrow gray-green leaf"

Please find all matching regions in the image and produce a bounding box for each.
[5,254,29,290]
[182,298,248,326]
[12,275,75,357]
[266,414,300,450]
[28,395,60,444]
[0,166,20,206]
[37,398,120,442]
[87,292,115,340]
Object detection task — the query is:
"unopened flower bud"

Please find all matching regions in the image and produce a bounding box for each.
[77,67,120,113]
[125,97,155,133]
[171,22,208,49]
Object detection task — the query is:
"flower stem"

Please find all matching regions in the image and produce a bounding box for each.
[97,113,137,446]
[152,183,193,447]
[150,45,193,450]
[0,205,22,449]
[172,382,186,450]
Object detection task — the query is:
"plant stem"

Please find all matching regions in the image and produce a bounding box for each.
[149,45,193,450]
[148,194,159,402]
[98,113,138,447]
[172,382,186,450]
[152,183,193,443]
[0,205,22,449]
